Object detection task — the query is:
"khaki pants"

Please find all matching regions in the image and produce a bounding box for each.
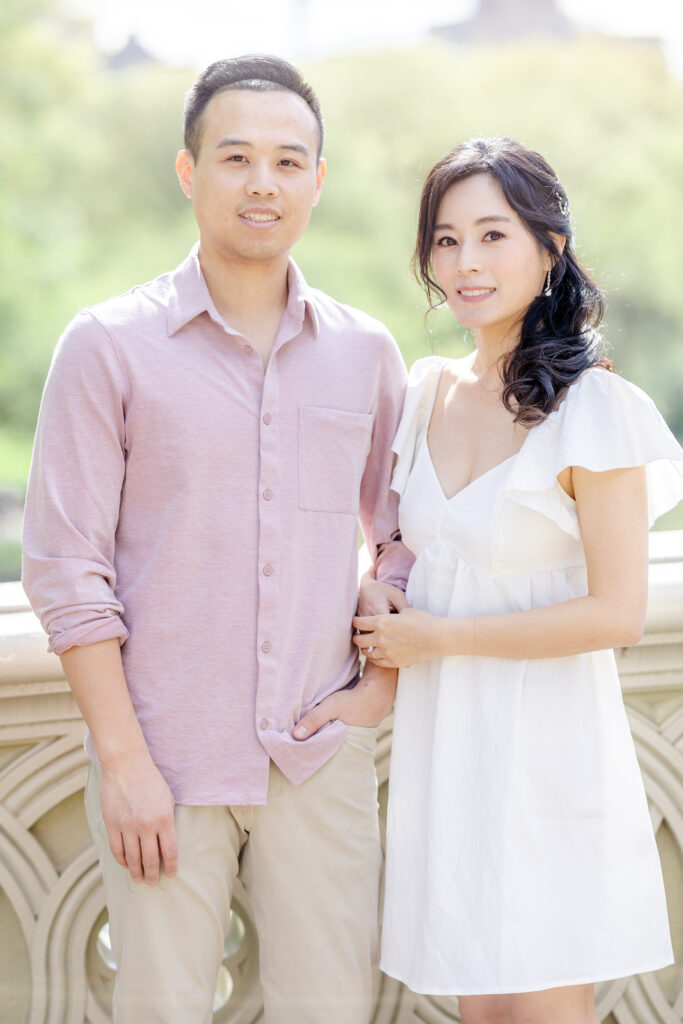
[85,726,382,1024]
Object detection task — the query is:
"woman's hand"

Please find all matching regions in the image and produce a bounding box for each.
[293,662,397,739]
[352,607,443,668]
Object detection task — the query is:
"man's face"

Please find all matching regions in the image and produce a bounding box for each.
[176,88,325,267]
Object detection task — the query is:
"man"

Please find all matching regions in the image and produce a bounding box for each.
[22,55,411,1023]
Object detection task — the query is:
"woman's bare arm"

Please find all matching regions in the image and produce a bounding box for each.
[353,465,649,666]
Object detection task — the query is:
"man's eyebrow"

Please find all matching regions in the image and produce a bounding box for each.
[278,143,310,156]
[434,215,512,231]
[216,137,251,149]
[215,138,310,156]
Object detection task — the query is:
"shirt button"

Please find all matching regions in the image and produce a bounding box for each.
[261,640,272,654]
[263,489,273,501]
[259,718,269,730]
[244,344,254,355]
[263,564,274,577]
[263,412,272,425]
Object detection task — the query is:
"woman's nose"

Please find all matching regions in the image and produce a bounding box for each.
[455,240,483,273]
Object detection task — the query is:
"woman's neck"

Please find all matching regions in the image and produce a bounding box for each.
[470,326,520,390]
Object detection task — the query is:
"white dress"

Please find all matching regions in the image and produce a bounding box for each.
[380,357,683,995]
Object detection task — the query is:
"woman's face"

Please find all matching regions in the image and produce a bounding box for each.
[431,172,550,347]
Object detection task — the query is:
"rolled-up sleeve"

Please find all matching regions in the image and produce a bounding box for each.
[22,310,129,654]
[358,332,415,589]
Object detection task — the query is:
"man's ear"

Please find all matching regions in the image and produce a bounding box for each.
[175,150,194,198]
[313,157,327,207]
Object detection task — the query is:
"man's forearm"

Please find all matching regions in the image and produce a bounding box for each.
[60,638,177,884]
[59,638,150,767]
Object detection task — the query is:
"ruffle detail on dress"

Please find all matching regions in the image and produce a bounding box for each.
[503,369,683,539]
[390,356,445,496]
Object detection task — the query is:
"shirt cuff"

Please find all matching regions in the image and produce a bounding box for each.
[375,540,414,590]
[48,616,129,656]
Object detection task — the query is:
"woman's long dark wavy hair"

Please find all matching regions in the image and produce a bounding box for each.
[414,137,610,425]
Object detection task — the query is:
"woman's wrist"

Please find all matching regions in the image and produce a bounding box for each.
[432,615,475,658]
[430,615,451,658]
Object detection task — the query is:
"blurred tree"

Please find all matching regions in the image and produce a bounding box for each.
[1,9,682,459]
[297,43,683,436]
[0,2,195,434]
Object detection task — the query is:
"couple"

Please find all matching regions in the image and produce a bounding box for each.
[22,54,682,1024]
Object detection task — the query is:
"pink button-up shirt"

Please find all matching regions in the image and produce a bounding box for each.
[22,246,412,805]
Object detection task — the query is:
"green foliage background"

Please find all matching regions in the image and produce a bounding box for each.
[2,3,683,551]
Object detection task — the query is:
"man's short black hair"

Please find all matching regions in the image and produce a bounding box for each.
[183,54,325,162]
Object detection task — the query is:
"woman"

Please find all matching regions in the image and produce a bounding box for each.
[351,138,683,1023]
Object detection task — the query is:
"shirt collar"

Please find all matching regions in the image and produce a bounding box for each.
[286,258,320,338]
[167,243,320,339]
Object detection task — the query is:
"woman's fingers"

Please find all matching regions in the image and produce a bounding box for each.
[368,655,395,669]
[352,614,384,631]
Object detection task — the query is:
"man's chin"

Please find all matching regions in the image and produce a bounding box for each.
[220,240,293,268]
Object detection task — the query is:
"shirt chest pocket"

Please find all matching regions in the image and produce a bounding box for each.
[298,406,374,514]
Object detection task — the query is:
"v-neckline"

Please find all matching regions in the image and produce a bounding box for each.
[422,436,519,503]
[424,359,532,503]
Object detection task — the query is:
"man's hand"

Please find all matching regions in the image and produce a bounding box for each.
[293,661,397,739]
[99,752,178,885]
[58,639,178,886]
[358,573,409,617]
[352,606,442,668]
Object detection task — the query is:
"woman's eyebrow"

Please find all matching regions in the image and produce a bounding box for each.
[434,214,512,230]
[474,215,512,224]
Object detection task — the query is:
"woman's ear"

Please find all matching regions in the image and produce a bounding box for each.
[549,232,567,259]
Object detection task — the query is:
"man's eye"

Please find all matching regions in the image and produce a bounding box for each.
[225,154,246,163]
[280,159,300,168]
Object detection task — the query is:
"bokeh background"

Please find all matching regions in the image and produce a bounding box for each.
[2,0,683,581]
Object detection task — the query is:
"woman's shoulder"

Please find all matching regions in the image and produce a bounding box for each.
[405,354,445,387]
[504,366,683,536]
[391,356,462,495]
[564,364,663,402]
[514,365,683,484]
[557,366,669,431]
[406,353,470,388]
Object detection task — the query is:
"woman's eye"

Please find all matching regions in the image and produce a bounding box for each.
[435,236,457,247]
[484,230,504,241]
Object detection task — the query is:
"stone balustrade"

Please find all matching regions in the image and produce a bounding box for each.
[1,531,682,1022]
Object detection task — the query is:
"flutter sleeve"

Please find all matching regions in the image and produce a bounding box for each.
[503,369,683,540]
[390,356,445,497]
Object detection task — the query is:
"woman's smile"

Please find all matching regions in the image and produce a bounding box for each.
[456,286,497,302]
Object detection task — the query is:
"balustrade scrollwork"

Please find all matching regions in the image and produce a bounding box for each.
[1,532,681,1022]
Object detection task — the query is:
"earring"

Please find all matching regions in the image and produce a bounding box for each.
[544,266,552,296]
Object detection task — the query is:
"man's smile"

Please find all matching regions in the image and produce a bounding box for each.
[239,208,281,225]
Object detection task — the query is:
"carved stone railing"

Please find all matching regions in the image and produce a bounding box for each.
[1,532,682,1023]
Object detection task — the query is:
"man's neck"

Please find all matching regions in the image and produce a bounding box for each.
[198,244,290,365]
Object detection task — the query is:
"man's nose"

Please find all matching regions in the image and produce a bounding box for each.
[246,162,278,197]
